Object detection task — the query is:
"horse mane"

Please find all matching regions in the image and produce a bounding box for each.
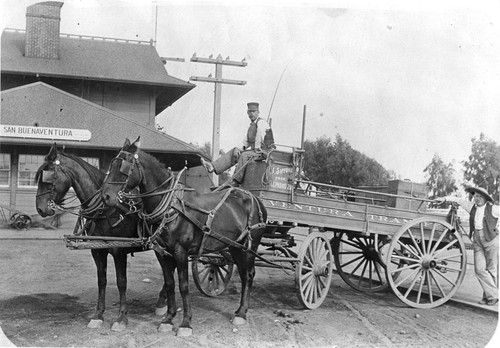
[61,152,105,186]
[138,149,166,171]
[35,151,104,187]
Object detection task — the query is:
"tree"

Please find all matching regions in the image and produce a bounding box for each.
[303,135,392,187]
[463,133,500,202]
[423,154,457,200]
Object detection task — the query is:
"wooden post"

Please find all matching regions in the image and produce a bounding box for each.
[301,105,307,149]
[190,54,247,185]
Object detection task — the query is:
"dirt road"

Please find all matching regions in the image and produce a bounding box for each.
[0,238,497,347]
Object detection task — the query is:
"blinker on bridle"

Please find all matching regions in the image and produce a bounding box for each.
[36,159,62,208]
[106,150,143,203]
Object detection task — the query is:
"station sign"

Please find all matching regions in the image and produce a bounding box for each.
[0,125,91,142]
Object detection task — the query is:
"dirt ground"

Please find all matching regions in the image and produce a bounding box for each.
[0,238,498,348]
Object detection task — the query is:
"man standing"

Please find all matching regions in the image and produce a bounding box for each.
[437,187,499,305]
[202,102,274,186]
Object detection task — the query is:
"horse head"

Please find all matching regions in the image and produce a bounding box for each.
[102,137,143,207]
[35,143,73,217]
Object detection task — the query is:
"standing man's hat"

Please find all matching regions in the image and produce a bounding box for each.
[465,186,493,202]
[247,102,259,111]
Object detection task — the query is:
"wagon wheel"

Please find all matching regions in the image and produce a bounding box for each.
[332,231,391,293]
[386,217,467,309]
[192,251,234,297]
[295,232,333,309]
[11,214,32,230]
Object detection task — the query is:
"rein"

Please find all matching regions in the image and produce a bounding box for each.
[107,148,268,260]
[39,154,135,233]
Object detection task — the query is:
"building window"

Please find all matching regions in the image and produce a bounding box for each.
[0,153,11,187]
[18,154,45,188]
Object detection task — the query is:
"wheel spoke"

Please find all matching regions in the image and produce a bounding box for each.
[357,258,369,287]
[397,240,421,259]
[406,228,424,257]
[340,254,365,269]
[341,238,364,250]
[338,251,365,256]
[416,270,426,304]
[372,261,384,283]
[304,251,314,268]
[433,239,459,258]
[429,269,447,297]
[420,223,427,256]
[430,267,458,287]
[430,230,448,255]
[389,262,420,275]
[318,274,327,290]
[403,269,423,298]
[216,267,226,282]
[427,223,437,254]
[390,254,420,264]
[426,271,433,304]
[395,267,420,288]
[301,264,313,272]
[199,266,211,284]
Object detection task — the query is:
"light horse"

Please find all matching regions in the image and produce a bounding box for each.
[101,137,268,336]
[35,144,168,331]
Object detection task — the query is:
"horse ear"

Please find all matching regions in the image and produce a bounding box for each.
[133,136,141,149]
[127,136,140,153]
[46,143,58,161]
[123,138,131,148]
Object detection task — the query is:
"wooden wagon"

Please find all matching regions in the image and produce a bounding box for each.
[191,148,468,310]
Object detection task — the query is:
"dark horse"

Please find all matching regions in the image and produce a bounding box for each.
[101,137,268,336]
[35,144,168,331]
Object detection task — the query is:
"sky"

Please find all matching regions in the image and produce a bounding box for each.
[1,0,499,183]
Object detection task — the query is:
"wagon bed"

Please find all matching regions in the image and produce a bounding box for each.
[231,149,468,309]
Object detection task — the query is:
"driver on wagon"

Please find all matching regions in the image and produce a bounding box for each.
[202,102,275,186]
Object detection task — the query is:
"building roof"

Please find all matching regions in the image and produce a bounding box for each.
[0,82,206,169]
[1,29,195,110]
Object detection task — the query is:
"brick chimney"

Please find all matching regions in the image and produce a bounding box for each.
[25,1,64,59]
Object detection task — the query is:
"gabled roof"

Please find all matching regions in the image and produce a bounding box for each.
[1,29,195,110]
[0,82,206,168]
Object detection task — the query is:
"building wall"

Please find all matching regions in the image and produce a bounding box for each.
[0,143,211,229]
[1,75,155,128]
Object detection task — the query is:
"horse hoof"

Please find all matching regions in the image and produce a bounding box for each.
[155,305,168,316]
[111,321,127,332]
[157,323,174,333]
[87,319,103,329]
[232,316,247,326]
[177,327,193,337]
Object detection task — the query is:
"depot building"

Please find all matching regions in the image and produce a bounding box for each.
[0,1,211,227]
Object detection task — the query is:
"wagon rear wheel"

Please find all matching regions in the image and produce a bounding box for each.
[295,232,333,309]
[386,217,467,308]
[332,232,390,292]
[192,251,234,297]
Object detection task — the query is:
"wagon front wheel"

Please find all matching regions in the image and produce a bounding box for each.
[386,217,467,308]
[192,251,234,297]
[295,232,333,309]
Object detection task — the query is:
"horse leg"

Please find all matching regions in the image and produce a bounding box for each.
[229,247,251,326]
[154,253,168,316]
[88,249,108,328]
[110,250,128,331]
[156,252,178,333]
[175,247,192,337]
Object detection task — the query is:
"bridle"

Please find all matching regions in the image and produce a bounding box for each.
[36,156,70,210]
[105,150,146,205]
[37,155,107,219]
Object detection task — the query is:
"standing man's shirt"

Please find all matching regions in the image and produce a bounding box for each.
[445,196,499,231]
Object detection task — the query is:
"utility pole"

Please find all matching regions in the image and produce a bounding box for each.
[190,53,247,184]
